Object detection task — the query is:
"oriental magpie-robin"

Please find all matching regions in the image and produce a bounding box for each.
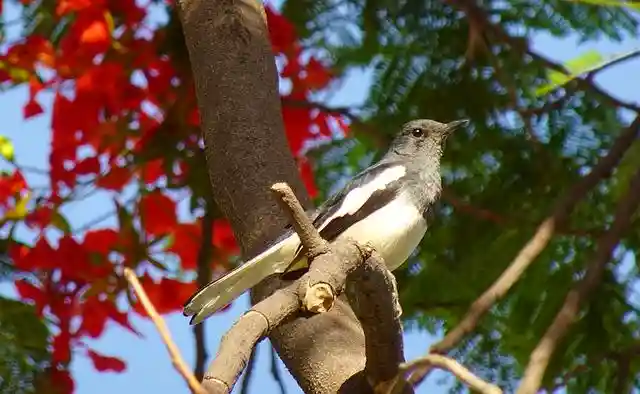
[183,118,468,325]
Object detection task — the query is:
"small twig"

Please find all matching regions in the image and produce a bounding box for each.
[73,196,137,234]
[239,347,257,394]
[585,48,640,80]
[270,346,286,394]
[613,355,631,394]
[385,355,502,394]
[409,115,640,385]
[123,268,206,394]
[271,182,329,259]
[516,167,640,394]
[194,204,215,380]
[271,182,337,312]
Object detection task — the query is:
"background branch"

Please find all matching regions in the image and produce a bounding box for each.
[447,0,640,112]
[390,355,502,394]
[123,268,206,394]
[175,1,377,391]
[269,346,287,394]
[194,202,214,380]
[516,167,640,394]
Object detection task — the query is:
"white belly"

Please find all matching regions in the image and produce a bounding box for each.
[335,196,427,271]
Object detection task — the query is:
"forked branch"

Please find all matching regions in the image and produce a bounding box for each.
[201,183,405,394]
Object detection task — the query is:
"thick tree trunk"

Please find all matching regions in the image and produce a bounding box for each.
[176,0,374,392]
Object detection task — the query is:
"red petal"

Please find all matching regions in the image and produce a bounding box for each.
[303,57,332,90]
[141,159,164,184]
[80,297,139,338]
[75,156,101,175]
[168,223,200,270]
[87,349,126,373]
[15,238,56,271]
[212,219,239,255]
[52,332,72,364]
[49,369,75,394]
[83,228,119,255]
[23,99,44,119]
[265,6,296,53]
[281,104,312,155]
[133,275,196,315]
[140,192,177,236]
[14,279,44,305]
[25,205,53,230]
[96,166,132,190]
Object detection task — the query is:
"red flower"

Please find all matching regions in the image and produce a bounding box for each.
[140,192,177,236]
[80,297,138,338]
[133,274,196,315]
[83,228,119,255]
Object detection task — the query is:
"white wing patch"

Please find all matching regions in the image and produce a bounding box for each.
[318,165,406,231]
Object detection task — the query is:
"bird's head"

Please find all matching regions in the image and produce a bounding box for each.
[389,118,468,159]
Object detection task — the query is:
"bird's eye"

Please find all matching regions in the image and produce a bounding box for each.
[411,128,424,137]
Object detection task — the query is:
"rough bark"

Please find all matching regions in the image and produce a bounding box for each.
[175,0,377,392]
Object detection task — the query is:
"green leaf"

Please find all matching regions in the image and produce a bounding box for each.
[562,0,640,11]
[51,211,72,234]
[536,49,639,96]
[0,296,50,394]
[536,50,604,96]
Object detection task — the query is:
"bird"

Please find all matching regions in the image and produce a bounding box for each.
[183,118,468,325]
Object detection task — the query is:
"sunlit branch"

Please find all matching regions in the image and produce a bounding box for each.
[123,267,206,394]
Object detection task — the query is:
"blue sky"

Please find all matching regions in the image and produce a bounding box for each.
[1,1,639,394]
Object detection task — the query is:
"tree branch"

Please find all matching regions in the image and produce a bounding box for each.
[201,183,405,394]
[175,1,383,392]
[409,115,640,384]
[446,0,640,113]
[549,341,640,391]
[193,203,214,380]
[123,268,206,394]
[516,167,640,394]
[385,354,502,394]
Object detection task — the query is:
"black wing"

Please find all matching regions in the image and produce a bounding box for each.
[282,160,406,274]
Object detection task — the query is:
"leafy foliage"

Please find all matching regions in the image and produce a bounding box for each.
[283,0,640,392]
[0,296,49,394]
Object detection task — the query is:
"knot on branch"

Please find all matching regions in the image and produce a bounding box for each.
[303,281,334,313]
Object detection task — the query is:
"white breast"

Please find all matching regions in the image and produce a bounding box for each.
[335,194,427,271]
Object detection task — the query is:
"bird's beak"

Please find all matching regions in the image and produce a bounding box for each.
[444,119,469,135]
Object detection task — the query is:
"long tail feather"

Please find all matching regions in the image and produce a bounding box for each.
[183,234,296,325]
